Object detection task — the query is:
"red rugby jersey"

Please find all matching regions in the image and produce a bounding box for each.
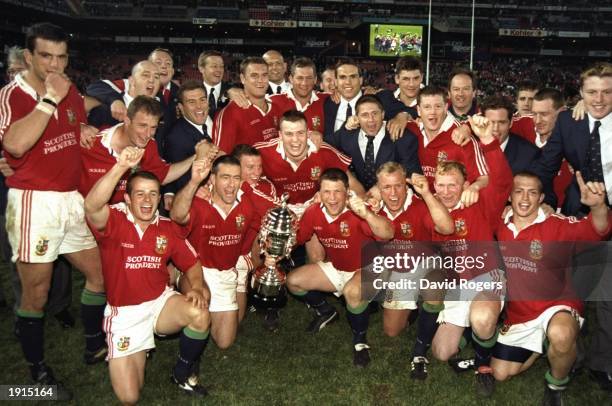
[297,204,376,272]
[0,75,86,191]
[212,100,280,153]
[408,114,488,190]
[183,192,260,270]
[269,91,329,133]
[79,124,170,203]
[90,204,199,306]
[497,211,611,324]
[433,140,512,280]
[255,138,350,204]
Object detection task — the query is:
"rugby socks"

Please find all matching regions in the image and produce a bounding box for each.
[304,291,335,315]
[81,289,107,352]
[16,309,45,379]
[174,328,210,382]
[545,369,569,391]
[346,302,370,345]
[472,330,498,368]
[412,302,444,357]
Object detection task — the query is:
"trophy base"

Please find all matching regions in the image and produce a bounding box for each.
[248,267,288,309]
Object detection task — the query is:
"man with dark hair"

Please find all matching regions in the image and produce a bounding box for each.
[323,59,413,143]
[407,85,488,205]
[515,80,540,117]
[80,95,208,204]
[319,67,336,93]
[198,50,232,121]
[283,168,394,367]
[255,109,363,214]
[163,80,218,210]
[481,94,540,175]
[448,67,479,121]
[271,57,329,136]
[393,56,423,117]
[330,94,421,190]
[85,148,211,402]
[212,57,281,154]
[171,155,261,349]
[491,171,610,406]
[0,22,105,399]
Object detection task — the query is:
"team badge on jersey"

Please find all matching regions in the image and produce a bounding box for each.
[311,116,321,131]
[66,108,76,125]
[117,336,130,351]
[529,239,543,260]
[235,214,245,232]
[454,218,467,237]
[340,221,350,237]
[155,235,168,255]
[311,166,321,180]
[35,237,49,256]
[437,150,448,163]
[400,222,413,238]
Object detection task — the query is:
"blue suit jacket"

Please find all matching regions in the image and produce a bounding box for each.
[531,110,594,215]
[323,90,410,144]
[504,134,541,175]
[163,117,212,195]
[332,127,421,190]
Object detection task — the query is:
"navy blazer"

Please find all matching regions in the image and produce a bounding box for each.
[504,134,541,175]
[531,110,595,215]
[332,126,421,190]
[208,81,233,120]
[163,117,212,195]
[323,89,411,144]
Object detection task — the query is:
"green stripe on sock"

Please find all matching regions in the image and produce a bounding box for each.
[16,309,44,318]
[422,302,444,313]
[184,327,209,340]
[293,290,307,297]
[472,330,499,349]
[346,302,368,314]
[545,370,569,387]
[81,289,106,305]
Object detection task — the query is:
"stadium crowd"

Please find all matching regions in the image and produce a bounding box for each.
[0,21,611,406]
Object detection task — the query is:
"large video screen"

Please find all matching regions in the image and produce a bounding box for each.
[369,24,424,58]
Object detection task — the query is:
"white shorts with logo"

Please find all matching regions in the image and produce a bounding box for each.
[6,189,96,263]
[317,261,357,296]
[437,269,506,327]
[497,305,583,354]
[381,262,432,311]
[203,266,238,312]
[103,286,178,360]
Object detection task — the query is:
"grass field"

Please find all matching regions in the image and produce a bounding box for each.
[369,24,423,58]
[0,266,609,405]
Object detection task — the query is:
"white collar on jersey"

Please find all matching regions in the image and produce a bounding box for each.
[504,207,547,238]
[419,113,457,146]
[284,89,320,111]
[276,139,318,170]
[114,202,160,239]
[320,203,349,223]
[382,187,414,220]
[15,72,40,100]
[208,189,245,220]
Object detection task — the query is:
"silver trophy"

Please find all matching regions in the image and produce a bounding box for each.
[250,194,298,306]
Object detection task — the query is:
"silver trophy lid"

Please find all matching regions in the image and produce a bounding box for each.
[263,194,297,235]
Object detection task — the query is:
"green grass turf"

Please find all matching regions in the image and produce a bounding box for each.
[0,266,609,405]
[369,24,423,58]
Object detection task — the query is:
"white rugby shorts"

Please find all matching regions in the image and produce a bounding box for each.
[6,189,96,263]
[103,286,178,359]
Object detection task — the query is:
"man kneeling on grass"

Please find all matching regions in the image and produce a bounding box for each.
[85,147,211,404]
[271,168,393,368]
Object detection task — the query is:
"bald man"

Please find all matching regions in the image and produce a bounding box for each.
[263,50,290,95]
